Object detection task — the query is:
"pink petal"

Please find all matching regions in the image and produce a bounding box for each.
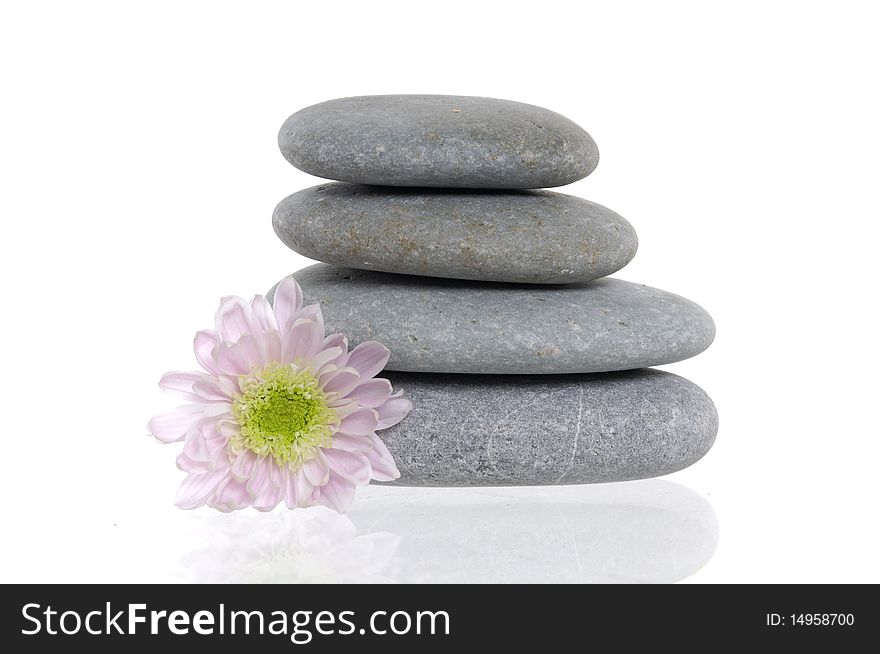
[320,367,361,397]
[230,450,258,481]
[283,473,298,509]
[159,371,212,401]
[322,333,348,354]
[272,277,303,333]
[264,330,282,363]
[250,295,279,332]
[174,468,228,509]
[234,333,267,370]
[302,451,330,486]
[192,379,233,403]
[314,474,357,513]
[376,392,412,429]
[295,304,324,332]
[282,319,324,364]
[323,449,372,485]
[214,342,249,375]
[211,478,252,512]
[175,450,207,473]
[293,470,316,508]
[330,432,373,453]
[148,405,205,443]
[327,396,359,416]
[182,426,212,462]
[246,456,271,496]
[193,330,221,375]
[338,407,379,436]
[308,346,344,375]
[348,378,392,407]
[204,403,232,420]
[252,481,284,512]
[215,296,258,342]
[366,433,401,482]
[178,420,228,472]
[214,334,267,376]
[218,419,241,440]
[267,457,286,488]
[345,341,391,380]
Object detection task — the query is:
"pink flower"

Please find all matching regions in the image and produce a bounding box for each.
[148,278,411,513]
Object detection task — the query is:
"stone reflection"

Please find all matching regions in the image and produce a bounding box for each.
[182,480,717,584]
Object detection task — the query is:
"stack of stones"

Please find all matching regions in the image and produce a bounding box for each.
[271,95,717,487]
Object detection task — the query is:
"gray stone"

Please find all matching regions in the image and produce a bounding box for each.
[269,265,715,374]
[273,183,637,284]
[278,95,599,189]
[378,369,718,486]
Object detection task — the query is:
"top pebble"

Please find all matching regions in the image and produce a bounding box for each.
[278,95,599,189]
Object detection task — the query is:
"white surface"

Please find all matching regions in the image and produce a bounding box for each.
[1,1,878,583]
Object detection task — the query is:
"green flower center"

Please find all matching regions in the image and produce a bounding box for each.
[231,363,336,468]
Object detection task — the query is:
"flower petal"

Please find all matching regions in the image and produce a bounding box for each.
[214,334,267,376]
[322,333,348,354]
[214,342,249,376]
[250,294,278,332]
[182,425,212,462]
[178,419,227,472]
[376,392,412,429]
[323,449,372,485]
[246,456,271,496]
[233,333,267,370]
[215,295,258,342]
[192,379,233,403]
[366,433,401,482]
[328,397,360,419]
[174,468,228,510]
[314,474,357,513]
[293,469,316,508]
[230,450,258,481]
[283,473,298,509]
[272,277,303,333]
[282,319,324,363]
[338,407,379,436]
[348,378,392,407]
[345,341,391,380]
[308,346,344,375]
[175,450,207,474]
[287,304,324,329]
[297,303,324,332]
[330,432,374,453]
[267,457,286,489]
[264,330,282,363]
[303,451,330,487]
[252,481,284,512]
[204,403,233,419]
[211,478,252,512]
[320,367,361,397]
[193,329,221,375]
[159,371,212,401]
[148,404,205,443]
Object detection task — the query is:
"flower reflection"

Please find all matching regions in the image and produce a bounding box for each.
[181,507,399,583]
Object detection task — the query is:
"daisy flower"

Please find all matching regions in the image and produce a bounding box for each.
[148,277,411,513]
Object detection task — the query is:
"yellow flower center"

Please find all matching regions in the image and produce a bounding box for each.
[231,363,336,468]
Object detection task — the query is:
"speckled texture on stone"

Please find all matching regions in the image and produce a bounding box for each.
[269,265,716,374]
[377,369,718,486]
[278,95,599,189]
[273,183,637,284]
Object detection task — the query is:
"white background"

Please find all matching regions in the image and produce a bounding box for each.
[1,0,878,583]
